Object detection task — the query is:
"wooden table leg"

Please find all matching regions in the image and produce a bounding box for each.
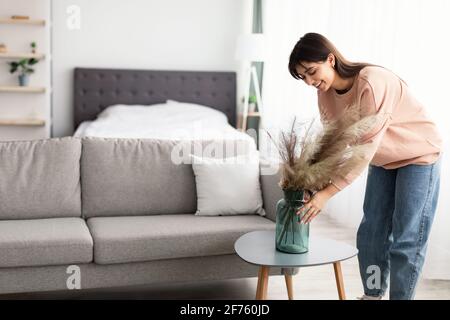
[284,274,294,300]
[255,267,263,299]
[333,262,346,300]
[256,266,269,300]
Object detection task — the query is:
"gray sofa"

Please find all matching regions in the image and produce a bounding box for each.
[0,137,284,295]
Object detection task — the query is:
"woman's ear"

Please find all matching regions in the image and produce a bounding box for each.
[328,53,335,68]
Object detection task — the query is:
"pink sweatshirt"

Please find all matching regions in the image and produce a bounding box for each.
[317,66,442,191]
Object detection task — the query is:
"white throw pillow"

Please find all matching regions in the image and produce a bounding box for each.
[191,154,265,216]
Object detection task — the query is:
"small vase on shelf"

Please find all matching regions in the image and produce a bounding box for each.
[18,74,29,86]
[275,188,310,254]
[248,102,256,113]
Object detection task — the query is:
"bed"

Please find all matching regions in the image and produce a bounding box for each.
[72,68,252,142]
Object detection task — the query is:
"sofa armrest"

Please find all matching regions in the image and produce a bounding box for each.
[260,160,283,223]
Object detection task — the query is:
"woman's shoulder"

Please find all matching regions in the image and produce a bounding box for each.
[357,65,402,92]
[359,65,400,84]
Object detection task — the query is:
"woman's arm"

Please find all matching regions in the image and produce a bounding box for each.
[322,182,341,198]
[298,182,340,224]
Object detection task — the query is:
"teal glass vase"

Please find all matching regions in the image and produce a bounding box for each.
[275,189,310,254]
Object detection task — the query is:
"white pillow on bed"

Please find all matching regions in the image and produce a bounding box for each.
[76,101,253,141]
[165,100,229,124]
[96,103,168,119]
[97,101,228,125]
[191,153,265,216]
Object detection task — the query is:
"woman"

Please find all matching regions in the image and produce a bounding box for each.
[288,33,442,300]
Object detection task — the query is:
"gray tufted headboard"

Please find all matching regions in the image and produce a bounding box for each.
[73,68,237,129]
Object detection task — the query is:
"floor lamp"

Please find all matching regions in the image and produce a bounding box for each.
[235,34,266,131]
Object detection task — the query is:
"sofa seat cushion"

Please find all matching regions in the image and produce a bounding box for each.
[87,214,275,264]
[0,218,93,268]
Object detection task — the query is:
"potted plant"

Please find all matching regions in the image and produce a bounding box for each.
[268,103,379,253]
[31,42,37,54]
[8,58,39,86]
[248,95,258,113]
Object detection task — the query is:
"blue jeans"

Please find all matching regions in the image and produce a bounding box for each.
[357,157,441,300]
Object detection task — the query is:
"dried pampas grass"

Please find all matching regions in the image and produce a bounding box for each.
[268,103,379,192]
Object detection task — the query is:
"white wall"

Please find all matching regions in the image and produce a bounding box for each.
[0,0,51,140]
[52,0,252,137]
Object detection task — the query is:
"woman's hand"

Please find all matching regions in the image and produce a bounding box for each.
[297,183,340,224]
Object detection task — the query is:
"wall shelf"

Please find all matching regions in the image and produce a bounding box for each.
[0,86,46,93]
[0,18,45,26]
[237,112,261,131]
[238,112,260,118]
[0,52,45,59]
[0,118,45,126]
[0,4,50,141]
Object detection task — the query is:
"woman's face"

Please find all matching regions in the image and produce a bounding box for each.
[294,54,336,92]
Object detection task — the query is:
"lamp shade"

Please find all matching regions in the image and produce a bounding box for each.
[234,33,267,62]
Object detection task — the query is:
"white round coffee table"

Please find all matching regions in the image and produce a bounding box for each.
[234,230,358,300]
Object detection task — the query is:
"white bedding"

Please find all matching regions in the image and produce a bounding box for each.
[74,100,253,143]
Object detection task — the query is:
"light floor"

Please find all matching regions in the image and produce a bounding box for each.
[3,214,450,300]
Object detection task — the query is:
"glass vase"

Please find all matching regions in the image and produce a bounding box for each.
[18,74,29,87]
[275,189,310,253]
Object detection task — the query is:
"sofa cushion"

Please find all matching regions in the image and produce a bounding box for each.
[81,138,255,218]
[191,154,265,216]
[0,218,93,268]
[0,137,82,220]
[87,214,274,264]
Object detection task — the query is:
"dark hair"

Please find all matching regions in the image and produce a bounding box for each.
[288,33,374,80]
